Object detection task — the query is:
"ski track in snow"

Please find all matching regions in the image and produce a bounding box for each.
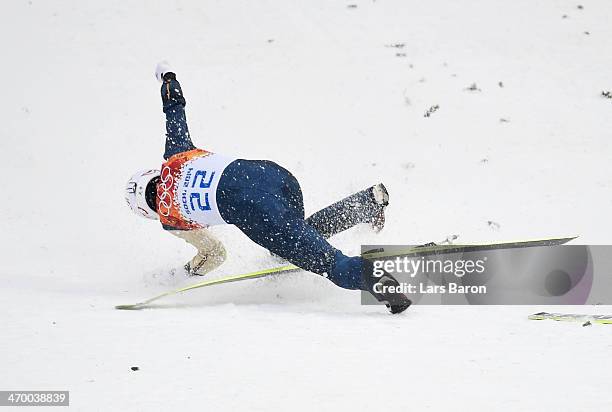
[2,0,612,410]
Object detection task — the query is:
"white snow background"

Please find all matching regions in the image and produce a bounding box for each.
[1,0,612,410]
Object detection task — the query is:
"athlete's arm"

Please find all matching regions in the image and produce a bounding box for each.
[159,70,196,159]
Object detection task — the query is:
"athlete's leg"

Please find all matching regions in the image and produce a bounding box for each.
[220,187,363,289]
[217,162,410,311]
[220,187,410,313]
[305,184,389,238]
[218,160,352,285]
[159,72,196,159]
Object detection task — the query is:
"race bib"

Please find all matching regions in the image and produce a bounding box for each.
[176,153,236,226]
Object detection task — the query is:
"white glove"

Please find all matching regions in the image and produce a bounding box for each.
[155,60,173,83]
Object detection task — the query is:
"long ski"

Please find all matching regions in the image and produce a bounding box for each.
[116,235,576,310]
[362,236,576,260]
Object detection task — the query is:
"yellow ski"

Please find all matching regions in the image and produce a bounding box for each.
[115,264,298,310]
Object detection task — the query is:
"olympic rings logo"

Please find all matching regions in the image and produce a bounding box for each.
[157,165,174,217]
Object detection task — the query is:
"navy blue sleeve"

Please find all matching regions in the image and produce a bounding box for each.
[161,74,196,160]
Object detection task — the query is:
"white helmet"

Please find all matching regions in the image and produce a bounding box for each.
[125,169,160,220]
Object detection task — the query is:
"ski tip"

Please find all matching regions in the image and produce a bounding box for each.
[115,304,144,310]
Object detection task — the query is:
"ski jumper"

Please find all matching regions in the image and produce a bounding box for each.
[158,74,382,291]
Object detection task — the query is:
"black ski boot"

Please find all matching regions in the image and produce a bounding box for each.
[375,274,412,314]
[362,260,411,314]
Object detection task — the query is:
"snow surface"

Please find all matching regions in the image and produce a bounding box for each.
[2,0,612,410]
